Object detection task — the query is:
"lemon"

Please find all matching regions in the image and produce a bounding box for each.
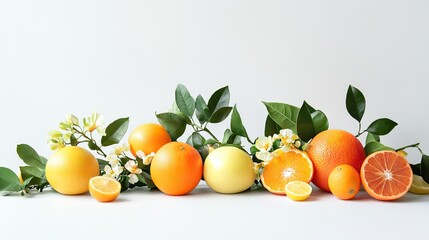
[285,181,312,201]
[409,175,429,194]
[89,176,121,202]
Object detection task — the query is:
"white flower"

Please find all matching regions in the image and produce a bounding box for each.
[254,136,273,152]
[66,113,79,126]
[47,130,65,150]
[113,143,130,155]
[137,150,155,165]
[83,112,106,136]
[125,160,142,174]
[278,129,300,147]
[106,154,120,167]
[255,150,272,162]
[128,174,139,184]
[103,165,123,179]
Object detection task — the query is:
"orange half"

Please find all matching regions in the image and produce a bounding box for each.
[261,149,314,194]
[361,151,412,201]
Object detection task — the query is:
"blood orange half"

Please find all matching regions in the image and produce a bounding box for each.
[360,151,413,201]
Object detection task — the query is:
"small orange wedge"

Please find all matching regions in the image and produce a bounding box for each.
[361,151,412,201]
[89,176,121,202]
[261,149,314,194]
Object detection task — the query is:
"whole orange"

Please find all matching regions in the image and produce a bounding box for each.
[328,164,361,200]
[306,129,365,192]
[128,123,171,156]
[150,142,203,196]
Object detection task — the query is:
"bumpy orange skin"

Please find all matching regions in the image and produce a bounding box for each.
[150,142,203,196]
[328,164,361,200]
[306,129,366,192]
[128,123,171,156]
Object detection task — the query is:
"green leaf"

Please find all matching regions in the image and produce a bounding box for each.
[207,86,230,114]
[97,159,109,172]
[364,142,393,156]
[297,101,329,142]
[156,112,187,141]
[0,167,21,196]
[88,141,98,151]
[101,117,129,146]
[209,107,232,123]
[16,144,47,169]
[410,163,421,176]
[262,102,300,133]
[19,166,45,185]
[346,85,366,122]
[365,133,380,145]
[195,95,210,124]
[141,172,156,189]
[222,129,234,144]
[421,155,429,183]
[366,118,398,136]
[264,115,282,137]
[70,134,79,146]
[186,132,206,150]
[231,105,249,139]
[175,84,195,117]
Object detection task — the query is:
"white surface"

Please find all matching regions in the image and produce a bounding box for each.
[1,1,429,239]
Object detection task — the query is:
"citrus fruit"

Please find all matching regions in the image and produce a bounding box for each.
[203,146,255,194]
[150,142,203,196]
[285,181,312,201]
[261,149,313,194]
[89,176,121,202]
[306,129,366,192]
[409,175,429,194]
[46,146,99,195]
[361,151,413,201]
[128,123,171,156]
[328,164,361,200]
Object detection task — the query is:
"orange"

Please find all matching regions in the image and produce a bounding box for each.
[361,151,413,201]
[46,146,99,195]
[128,123,171,156]
[328,164,361,200]
[306,129,366,192]
[261,149,313,194]
[89,176,121,202]
[150,142,203,196]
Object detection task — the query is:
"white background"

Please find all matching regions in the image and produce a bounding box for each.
[1,1,428,239]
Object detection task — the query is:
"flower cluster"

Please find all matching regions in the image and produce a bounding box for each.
[252,129,301,163]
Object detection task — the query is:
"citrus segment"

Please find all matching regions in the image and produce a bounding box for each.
[361,151,412,201]
[261,149,313,194]
[306,129,366,192]
[328,164,361,200]
[285,181,312,201]
[409,175,429,194]
[89,176,121,202]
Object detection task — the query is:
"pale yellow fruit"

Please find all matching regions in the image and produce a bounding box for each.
[409,175,429,194]
[285,181,312,201]
[203,146,255,194]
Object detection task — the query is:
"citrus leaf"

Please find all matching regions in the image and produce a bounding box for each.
[410,163,421,176]
[141,172,156,189]
[16,144,46,169]
[222,129,234,144]
[231,105,249,139]
[19,166,45,186]
[101,117,129,146]
[0,167,21,196]
[364,141,393,156]
[297,101,329,142]
[209,107,232,123]
[195,95,210,124]
[366,118,398,136]
[365,133,380,145]
[262,102,300,133]
[421,155,429,183]
[346,85,366,122]
[186,132,205,150]
[264,115,282,137]
[97,158,109,172]
[207,86,230,114]
[156,112,187,141]
[175,84,195,117]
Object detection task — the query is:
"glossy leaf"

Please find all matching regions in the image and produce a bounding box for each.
[175,84,195,117]
[262,102,300,133]
[0,167,21,196]
[222,129,234,144]
[421,155,429,183]
[16,144,47,169]
[264,115,282,137]
[101,117,129,146]
[365,133,380,145]
[296,101,329,142]
[195,95,210,124]
[186,132,205,149]
[346,85,366,122]
[97,159,109,172]
[19,166,45,185]
[209,107,232,123]
[364,142,393,156]
[366,118,398,136]
[230,105,249,139]
[207,86,230,114]
[410,163,421,176]
[156,112,187,141]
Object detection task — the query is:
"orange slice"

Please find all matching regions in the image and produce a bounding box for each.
[361,151,412,201]
[261,149,314,194]
[89,176,121,202]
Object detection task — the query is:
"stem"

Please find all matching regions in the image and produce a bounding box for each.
[356,129,367,138]
[72,127,107,157]
[203,128,219,142]
[395,143,420,152]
